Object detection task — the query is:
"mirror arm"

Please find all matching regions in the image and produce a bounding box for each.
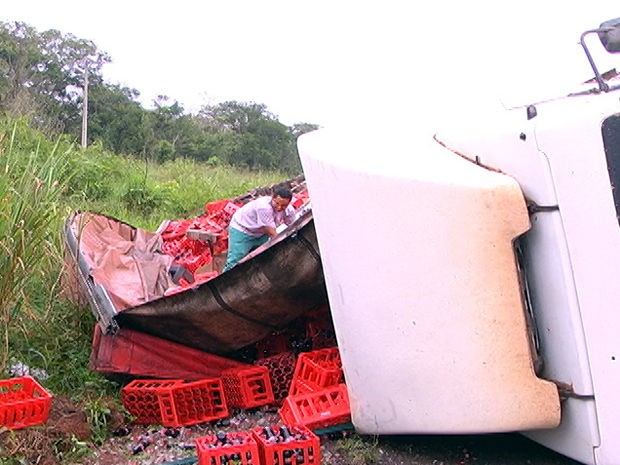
[580,28,613,93]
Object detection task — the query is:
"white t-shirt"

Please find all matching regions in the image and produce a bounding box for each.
[229,196,295,237]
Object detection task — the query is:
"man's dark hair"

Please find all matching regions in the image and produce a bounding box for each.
[273,186,293,199]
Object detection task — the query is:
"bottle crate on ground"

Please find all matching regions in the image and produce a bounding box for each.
[195,430,260,465]
[252,423,321,465]
[254,351,296,405]
[0,376,52,430]
[279,383,351,430]
[221,365,275,409]
[121,378,228,427]
[289,347,343,396]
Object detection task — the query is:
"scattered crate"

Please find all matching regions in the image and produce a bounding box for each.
[254,351,296,405]
[221,366,274,409]
[0,376,52,430]
[252,424,321,465]
[289,347,343,396]
[195,430,260,465]
[121,379,181,425]
[121,378,228,427]
[279,383,351,430]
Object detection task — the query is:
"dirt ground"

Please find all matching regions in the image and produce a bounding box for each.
[1,395,583,465]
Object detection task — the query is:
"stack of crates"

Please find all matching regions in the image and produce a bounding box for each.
[121,378,228,427]
[0,376,52,430]
[221,366,275,409]
[280,348,351,430]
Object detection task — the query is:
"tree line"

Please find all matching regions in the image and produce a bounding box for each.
[0,21,318,172]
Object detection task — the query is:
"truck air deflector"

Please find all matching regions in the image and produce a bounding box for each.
[299,128,561,434]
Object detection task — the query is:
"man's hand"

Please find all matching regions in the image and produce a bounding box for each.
[259,226,277,237]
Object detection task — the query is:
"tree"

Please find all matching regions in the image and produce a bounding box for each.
[290,122,320,138]
[198,101,299,171]
[0,21,110,136]
[142,96,190,161]
[199,101,275,133]
[87,83,147,154]
[0,21,315,172]
[0,22,46,118]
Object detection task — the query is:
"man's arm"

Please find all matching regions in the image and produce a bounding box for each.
[256,225,277,237]
[283,205,297,226]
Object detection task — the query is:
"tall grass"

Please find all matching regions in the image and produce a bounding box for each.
[0,121,75,372]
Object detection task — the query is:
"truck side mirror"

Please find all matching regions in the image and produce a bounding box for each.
[581,18,620,92]
[599,18,620,53]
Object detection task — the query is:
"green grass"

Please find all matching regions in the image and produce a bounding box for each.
[335,434,380,464]
[66,154,289,230]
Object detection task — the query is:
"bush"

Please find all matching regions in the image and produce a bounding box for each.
[65,141,123,201]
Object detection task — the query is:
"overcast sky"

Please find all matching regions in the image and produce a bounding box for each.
[3,1,620,130]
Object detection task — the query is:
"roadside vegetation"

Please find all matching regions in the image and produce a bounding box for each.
[0,118,293,463]
[0,21,318,174]
[0,19,317,464]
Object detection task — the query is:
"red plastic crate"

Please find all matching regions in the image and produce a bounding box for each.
[121,379,182,425]
[121,378,228,427]
[289,347,343,396]
[252,424,321,465]
[0,376,52,430]
[195,430,260,465]
[161,378,228,427]
[279,384,351,430]
[254,351,296,405]
[221,366,274,409]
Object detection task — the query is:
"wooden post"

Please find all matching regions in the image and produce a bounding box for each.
[81,67,89,148]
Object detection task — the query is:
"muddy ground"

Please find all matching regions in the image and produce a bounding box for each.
[1,395,582,465]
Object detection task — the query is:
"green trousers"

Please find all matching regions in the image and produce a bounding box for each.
[222,227,269,272]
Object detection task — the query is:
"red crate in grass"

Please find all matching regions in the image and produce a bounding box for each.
[195,430,260,465]
[121,378,228,427]
[0,376,52,430]
[279,384,351,430]
[252,424,321,465]
[221,366,274,409]
[254,351,296,405]
[289,347,343,396]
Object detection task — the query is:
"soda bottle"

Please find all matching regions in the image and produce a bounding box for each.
[264,426,278,443]
[216,431,228,446]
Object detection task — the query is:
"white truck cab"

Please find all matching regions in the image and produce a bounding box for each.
[298,18,620,465]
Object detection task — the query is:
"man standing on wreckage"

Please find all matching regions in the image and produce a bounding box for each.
[222,186,296,272]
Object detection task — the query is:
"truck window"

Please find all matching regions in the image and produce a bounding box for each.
[602,114,620,224]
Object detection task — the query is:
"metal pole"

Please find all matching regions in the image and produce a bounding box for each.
[580,28,610,93]
[81,66,89,148]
